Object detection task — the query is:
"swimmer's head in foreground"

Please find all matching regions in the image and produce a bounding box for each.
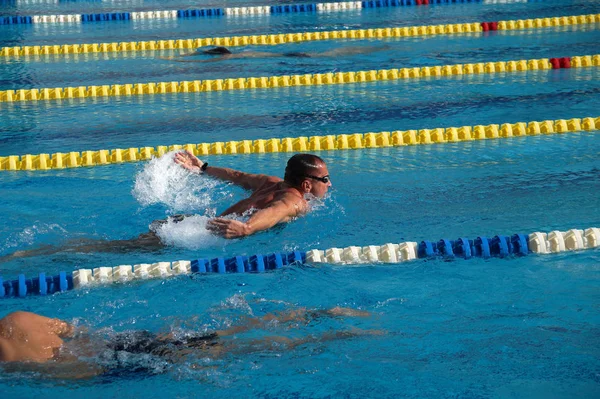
[284,153,331,198]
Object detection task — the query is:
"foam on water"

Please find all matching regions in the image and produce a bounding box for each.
[153,214,223,250]
[132,151,231,214]
[0,223,67,254]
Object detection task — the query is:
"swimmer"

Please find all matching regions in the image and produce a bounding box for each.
[0,307,380,378]
[0,153,331,260]
[177,151,332,239]
[160,44,391,63]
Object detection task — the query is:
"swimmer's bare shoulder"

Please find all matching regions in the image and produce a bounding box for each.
[0,336,15,362]
[0,311,74,362]
[261,175,284,187]
[275,189,308,219]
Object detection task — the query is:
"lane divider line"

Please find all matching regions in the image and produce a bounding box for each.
[1,116,597,172]
[2,226,598,298]
[0,0,480,26]
[0,54,598,104]
[1,14,598,58]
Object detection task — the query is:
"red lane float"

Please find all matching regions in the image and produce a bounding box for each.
[550,57,572,69]
[481,22,499,31]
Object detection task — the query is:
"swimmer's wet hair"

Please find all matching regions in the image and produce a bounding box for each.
[284,154,326,186]
[202,46,232,55]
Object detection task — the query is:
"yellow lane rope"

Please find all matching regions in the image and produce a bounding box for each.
[1,14,598,58]
[0,54,598,103]
[1,116,597,171]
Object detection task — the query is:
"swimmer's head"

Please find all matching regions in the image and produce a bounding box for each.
[284,154,331,198]
[202,46,232,55]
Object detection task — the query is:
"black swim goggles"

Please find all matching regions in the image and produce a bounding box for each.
[304,174,330,184]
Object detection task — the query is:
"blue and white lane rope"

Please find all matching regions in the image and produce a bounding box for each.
[1,227,598,298]
[0,0,483,25]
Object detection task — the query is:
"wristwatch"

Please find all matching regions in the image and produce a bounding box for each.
[200,162,208,173]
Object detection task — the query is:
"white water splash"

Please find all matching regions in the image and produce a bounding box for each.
[152,215,223,250]
[0,223,67,254]
[375,297,406,308]
[132,151,230,213]
[305,192,344,216]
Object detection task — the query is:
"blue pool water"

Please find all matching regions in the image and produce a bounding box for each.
[1,0,600,397]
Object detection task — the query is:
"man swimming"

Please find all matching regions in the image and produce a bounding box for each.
[0,307,378,377]
[176,151,331,238]
[0,153,331,260]
[125,151,331,244]
[161,44,390,63]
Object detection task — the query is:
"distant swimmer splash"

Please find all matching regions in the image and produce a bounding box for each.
[1,153,331,260]
[160,45,391,63]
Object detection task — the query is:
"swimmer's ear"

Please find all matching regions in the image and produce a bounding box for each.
[300,179,312,193]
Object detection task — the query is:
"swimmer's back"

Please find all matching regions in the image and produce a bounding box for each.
[220,180,306,217]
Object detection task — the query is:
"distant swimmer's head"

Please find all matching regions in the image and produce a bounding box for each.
[202,46,232,55]
[284,154,331,198]
[283,52,311,58]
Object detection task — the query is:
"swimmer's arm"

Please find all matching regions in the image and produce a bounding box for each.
[42,361,104,380]
[175,150,279,190]
[50,364,103,380]
[179,50,202,57]
[207,196,304,238]
[160,53,233,62]
[315,45,391,58]
[204,166,280,191]
[0,340,16,362]
[237,51,280,59]
[164,56,229,63]
[157,51,200,60]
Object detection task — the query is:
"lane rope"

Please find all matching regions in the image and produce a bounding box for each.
[1,13,597,58]
[0,54,597,105]
[1,115,597,172]
[0,0,479,26]
[1,226,598,298]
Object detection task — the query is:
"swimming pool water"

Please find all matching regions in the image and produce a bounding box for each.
[1,25,600,90]
[0,0,599,397]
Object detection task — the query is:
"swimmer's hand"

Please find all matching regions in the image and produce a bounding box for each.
[206,218,249,239]
[175,150,205,174]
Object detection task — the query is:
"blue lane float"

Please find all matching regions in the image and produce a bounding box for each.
[0,250,302,298]
[1,227,598,298]
[0,0,484,25]
[81,12,131,22]
[1,271,73,298]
